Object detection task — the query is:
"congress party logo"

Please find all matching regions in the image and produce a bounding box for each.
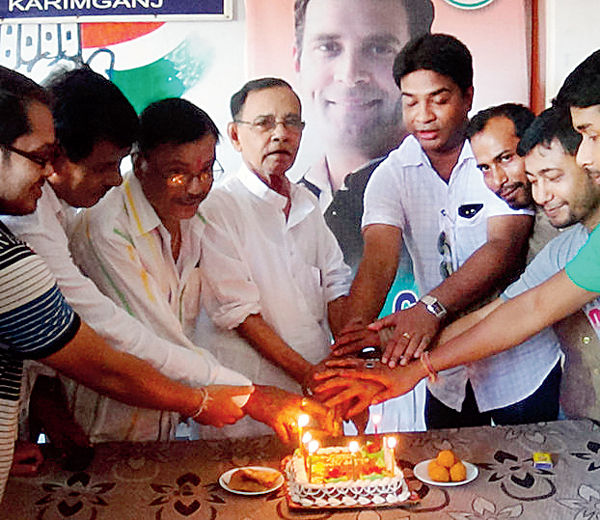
[442,0,496,9]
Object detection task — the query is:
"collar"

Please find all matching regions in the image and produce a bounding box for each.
[43,183,79,230]
[122,172,164,238]
[401,135,474,178]
[237,164,290,212]
[302,155,388,211]
[237,163,315,228]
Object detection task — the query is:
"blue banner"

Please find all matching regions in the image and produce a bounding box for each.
[0,0,229,21]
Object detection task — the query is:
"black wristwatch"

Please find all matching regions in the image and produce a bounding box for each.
[419,294,447,319]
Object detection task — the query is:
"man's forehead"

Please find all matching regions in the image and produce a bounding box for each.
[571,104,600,130]
[302,0,409,40]
[145,135,216,164]
[242,87,301,116]
[525,140,568,171]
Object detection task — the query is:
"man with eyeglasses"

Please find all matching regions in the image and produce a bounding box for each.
[2,70,337,445]
[195,78,355,438]
[0,65,260,502]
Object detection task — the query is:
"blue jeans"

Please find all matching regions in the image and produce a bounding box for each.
[425,361,561,429]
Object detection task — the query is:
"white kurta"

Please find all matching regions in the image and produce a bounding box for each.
[197,165,352,437]
[2,182,250,442]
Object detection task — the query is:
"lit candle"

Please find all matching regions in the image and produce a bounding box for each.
[349,440,359,481]
[297,414,310,452]
[372,413,381,436]
[385,436,397,473]
[301,431,312,472]
[308,439,319,484]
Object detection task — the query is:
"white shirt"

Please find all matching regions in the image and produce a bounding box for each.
[197,165,352,437]
[363,136,547,412]
[1,183,250,442]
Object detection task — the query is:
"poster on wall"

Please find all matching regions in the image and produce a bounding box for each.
[245,0,530,315]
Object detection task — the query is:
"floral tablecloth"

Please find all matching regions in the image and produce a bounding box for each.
[1,418,599,519]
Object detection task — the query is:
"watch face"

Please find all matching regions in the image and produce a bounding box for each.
[421,295,436,305]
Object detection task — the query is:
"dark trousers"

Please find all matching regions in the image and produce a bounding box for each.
[425,361,562,429]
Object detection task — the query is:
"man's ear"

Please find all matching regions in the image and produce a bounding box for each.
[228,122,243,152]
[132,151,147,180]
[464,86,474,113]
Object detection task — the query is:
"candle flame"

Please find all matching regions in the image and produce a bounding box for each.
[386,437,397,449]
[308,440,319,454]
[302,431,312,444]
[372,414,381,425]
[349,440,359,454]
[298,414,310,428]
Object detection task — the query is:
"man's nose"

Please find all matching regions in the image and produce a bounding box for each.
[270,121,294,140]
[187,175,212,196]
[532,179,550,205]
[487,165,508,193]
[41,160,54,179]
[414,102,435,124]
[334,49,369,86]
[576,137,594,170]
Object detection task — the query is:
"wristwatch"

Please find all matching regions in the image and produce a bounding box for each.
[419,294,447,319]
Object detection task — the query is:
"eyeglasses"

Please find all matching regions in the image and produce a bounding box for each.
[235,115,305,133]
[4,144,59,170]
[163,159,224,187]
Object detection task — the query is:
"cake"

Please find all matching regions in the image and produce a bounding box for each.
[284,441,411,508]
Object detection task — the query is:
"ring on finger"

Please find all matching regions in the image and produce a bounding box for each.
[365,360,376,369]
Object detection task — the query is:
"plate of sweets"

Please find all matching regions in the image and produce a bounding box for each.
[413,449,478,487]
[220,466,284,495]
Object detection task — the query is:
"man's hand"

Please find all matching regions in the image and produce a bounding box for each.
[331,318,381,357]
[314,358,426,406]
[11,442,44,476]
[369,304,441,367]
[244,385,342,444]
[193,385,254,428]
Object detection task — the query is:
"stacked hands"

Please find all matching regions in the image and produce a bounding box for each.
[190,305,444,442]
[306,305,445,427]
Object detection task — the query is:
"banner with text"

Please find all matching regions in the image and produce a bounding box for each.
[0,0,231,22]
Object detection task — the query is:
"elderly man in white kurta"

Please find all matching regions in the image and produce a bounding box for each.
[197,78,352,438]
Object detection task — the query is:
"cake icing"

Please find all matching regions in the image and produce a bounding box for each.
[285,444,411,508]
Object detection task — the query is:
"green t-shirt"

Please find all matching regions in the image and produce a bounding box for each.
[566,223,600,291]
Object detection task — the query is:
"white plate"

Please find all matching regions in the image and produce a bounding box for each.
[219,466,284,496]
[413,459,478,487]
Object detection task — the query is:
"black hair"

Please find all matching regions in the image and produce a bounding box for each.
[46,66,139,162]
[467,103,535,141]
[393,33,473,93]
[138,97,219,154]
[230,77,300,120]
[293,0,434,58]
[0,66,50,147]
[517,106,582,157]
[555,49,600,109]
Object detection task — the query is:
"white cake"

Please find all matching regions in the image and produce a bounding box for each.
[285,445,411,508]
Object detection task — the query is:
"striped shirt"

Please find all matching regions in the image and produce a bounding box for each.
[0,221,80,500]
